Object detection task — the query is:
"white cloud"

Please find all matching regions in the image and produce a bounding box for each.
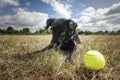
[0,8,48,32]
[42,0,72,18]
[105,2,120,15]
[75,2,120,32]
[0,0,20,7]
[77,16,91,23]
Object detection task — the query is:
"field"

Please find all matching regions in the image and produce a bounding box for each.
[0,35,120,80]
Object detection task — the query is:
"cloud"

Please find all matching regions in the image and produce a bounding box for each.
[75,2,120,32]
[0,8,48,32]
[42,0,72,18]
[105,2,120,15]
[0,0,20,8]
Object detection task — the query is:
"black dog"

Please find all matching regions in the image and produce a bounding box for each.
[41,18,81,61]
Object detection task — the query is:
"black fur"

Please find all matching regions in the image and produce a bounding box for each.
[41,18,81,61]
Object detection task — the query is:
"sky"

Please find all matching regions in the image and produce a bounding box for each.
[0,0,120,32]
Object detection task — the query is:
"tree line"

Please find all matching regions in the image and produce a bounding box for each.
[77,29,120,35]
[0,26,51,35]
[0,26,30,35]
[0,26,120,35]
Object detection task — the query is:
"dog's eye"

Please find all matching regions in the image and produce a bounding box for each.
[61,32,65,36]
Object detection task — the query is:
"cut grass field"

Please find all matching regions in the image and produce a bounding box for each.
[0,35,120,80]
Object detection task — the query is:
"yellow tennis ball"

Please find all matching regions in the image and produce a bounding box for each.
[84,50,105,70]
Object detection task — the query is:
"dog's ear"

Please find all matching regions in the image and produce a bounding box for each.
[67,19,77,30]
[74,22,78,29]
[45,18,55,30]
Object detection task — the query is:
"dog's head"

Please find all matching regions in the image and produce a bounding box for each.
[45,18,81,44]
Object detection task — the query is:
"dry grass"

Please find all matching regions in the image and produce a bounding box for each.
[0,35,120,80]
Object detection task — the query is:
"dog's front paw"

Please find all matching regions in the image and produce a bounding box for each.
[41,48,48,52]
[65,58,73,63]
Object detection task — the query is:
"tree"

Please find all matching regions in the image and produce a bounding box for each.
[22,28,30,34]
[39,29,44,34]
[35,31,39,34]
[84,30,92,35]
[6,26,14,33]
[77,29,84,34]
[14,30,19,34]
[117,30,120,34]
[0,28,5,33]
[105,30,108,34]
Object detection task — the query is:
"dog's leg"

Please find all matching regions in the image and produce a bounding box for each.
[66,52,73,61]
[66,46,77,62]
[65,50,74,63]
[41,36,57,52]
[41,43,53,51]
